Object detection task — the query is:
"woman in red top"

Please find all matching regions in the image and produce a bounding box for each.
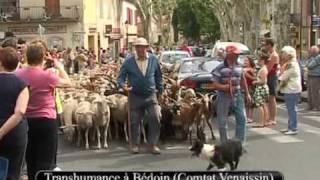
[243,55,256,123]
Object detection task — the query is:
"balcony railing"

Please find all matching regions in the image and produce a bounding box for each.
[0,5,81,23]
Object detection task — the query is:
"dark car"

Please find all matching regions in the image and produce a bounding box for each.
[178,57,221,93]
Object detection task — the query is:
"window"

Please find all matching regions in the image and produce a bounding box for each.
[127,8,133,24]
[135,10,138,25]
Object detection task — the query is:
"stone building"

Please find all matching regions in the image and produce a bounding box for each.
[0,0,138,59]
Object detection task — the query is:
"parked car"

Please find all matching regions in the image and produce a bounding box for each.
[178,57,221,93]
[159,51,191,69]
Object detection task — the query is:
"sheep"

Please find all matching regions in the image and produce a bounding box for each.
[91,96,111,149]
[75,101,94,149]
[60,97,78,142]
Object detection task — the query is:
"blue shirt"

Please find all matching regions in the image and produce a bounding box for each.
[117,53,163,97]
[211,61,243,93]
[307,55,320,77]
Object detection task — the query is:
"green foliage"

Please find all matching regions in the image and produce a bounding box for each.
[172,0,220,43]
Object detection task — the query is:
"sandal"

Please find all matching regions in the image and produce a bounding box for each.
[251,123,265,128]
[266,121,277,127]
[247,119,254,123]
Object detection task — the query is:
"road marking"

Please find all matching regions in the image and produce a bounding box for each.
[249,127,304,143]
[165,145,189,150]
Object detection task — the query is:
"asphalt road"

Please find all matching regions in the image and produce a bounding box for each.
[57,102,320,180]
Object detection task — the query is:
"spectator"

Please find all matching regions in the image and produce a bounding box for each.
[99,49,107,64]
[252,49,270,127]
[295,45,306,91]
[243,55,256,123]
[180,42,193,56]
[0,47,29,180]
[117,37,163,154]
[16,42,71,180]
[306,46,320,110]
[63,47,75,74]
[211,45,251,144]
[1,32,17,48]
[264,38,279,126]
[279,46,302,135]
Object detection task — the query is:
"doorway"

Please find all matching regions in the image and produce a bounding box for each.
[88,35,95,52]
[45,0,60,17]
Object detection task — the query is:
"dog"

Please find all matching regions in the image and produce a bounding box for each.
[189,139,243,171]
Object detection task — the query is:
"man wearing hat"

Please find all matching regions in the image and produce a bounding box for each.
[117,37,163,154]
[211,44,251,144]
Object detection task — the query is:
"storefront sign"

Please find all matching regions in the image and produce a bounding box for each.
[8,25,67,35]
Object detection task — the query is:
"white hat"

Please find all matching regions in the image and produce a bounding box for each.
[134,37,149,46]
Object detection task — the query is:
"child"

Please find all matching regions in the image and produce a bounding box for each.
[252,50,270,127]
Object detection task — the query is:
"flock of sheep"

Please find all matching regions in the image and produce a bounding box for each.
[58,63,217,150]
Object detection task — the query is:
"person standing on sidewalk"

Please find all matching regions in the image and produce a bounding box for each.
[306,46,320,111]
[264,38,279,126]
[0,47,29,180]
[16,42,72,180]
[279,46,302,135]
[211,45,251,144]
[117,37,163,154]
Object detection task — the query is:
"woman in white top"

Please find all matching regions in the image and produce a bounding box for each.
[279,46,302,135]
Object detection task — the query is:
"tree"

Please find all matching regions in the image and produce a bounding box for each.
[172,0,220,43]
[132,0,176,45]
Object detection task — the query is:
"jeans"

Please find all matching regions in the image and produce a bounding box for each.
[215,91,247,143]
[283,93,300,131]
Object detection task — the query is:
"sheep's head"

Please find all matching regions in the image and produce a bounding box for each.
[60,125,77,142]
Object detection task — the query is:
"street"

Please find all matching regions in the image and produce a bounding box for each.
[56,102,320,180]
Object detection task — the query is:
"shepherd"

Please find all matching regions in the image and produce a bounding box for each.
[117,37,163,154]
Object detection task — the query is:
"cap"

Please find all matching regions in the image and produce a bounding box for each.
[225,45,241,55]
[134,37,149,46]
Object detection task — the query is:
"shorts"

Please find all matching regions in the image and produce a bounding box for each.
[267,75,278,96]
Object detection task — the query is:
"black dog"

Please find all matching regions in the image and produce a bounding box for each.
[189,139,243,171]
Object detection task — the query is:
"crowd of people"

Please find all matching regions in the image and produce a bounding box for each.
[241,39,303,136]
[0,34,73,180]
[0,30,319,179]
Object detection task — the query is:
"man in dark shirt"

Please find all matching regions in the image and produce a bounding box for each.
[211,45,251,144]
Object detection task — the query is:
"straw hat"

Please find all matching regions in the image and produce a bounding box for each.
[134,37,149,46]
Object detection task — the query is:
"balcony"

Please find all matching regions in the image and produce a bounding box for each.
[0,5,81,23]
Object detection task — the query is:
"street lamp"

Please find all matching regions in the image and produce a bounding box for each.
[125,20,129,49]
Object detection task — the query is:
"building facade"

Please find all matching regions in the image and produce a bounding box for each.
[0,0,138,59]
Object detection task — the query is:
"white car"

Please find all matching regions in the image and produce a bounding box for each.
[210,41,250,65]
[159,51,191,69]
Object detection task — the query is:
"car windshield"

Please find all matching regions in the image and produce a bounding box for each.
[180,59,221,74]
[162,53,189,64]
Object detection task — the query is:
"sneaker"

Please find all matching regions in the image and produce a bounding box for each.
[131,145,139,154]
[280,129,289,133]
[151,145,161,155]
[284,130,298,135]
[53,167,62,171]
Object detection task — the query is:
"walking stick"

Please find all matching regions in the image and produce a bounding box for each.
[127,88,132,150]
